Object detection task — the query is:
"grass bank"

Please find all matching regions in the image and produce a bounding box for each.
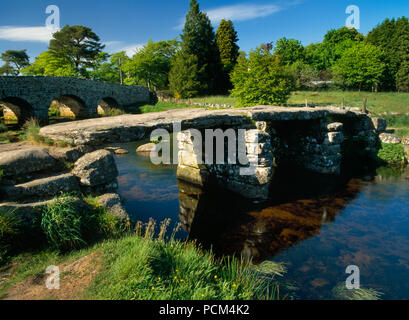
[0,196,285,300]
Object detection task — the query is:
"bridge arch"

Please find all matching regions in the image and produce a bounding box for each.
[97,97,120,115]
[50,95,88,120]
[0,97,34,124]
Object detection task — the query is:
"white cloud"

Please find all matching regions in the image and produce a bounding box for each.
[0,26,56,43]
[206,4,282,24]
[175,3,283,30]
[104,41,144,57]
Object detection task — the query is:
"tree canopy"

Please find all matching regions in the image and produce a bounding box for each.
[333,43,386,91]
[49,25,105,77]
[0,50,30,75]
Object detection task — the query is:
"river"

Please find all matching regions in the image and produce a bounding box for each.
[113,140,409,300]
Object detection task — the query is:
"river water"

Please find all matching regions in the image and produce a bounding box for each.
[114,141,409,300]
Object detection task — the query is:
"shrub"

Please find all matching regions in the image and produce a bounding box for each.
[231,48,295,106]
[40,197,86,251]
[377,143,406,165]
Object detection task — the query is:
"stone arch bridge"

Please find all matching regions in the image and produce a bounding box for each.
[0,76,150,123]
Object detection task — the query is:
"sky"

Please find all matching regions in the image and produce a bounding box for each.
[0,0,408,62]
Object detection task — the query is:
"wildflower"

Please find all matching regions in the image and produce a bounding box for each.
[232,283,237,288]
[157,277,161,281]
[176,269,179,273]
[180,279,184,283]
[151,287,155,290]
[214,275,218,279]
[174,276,178,280]
[201,294,205,297]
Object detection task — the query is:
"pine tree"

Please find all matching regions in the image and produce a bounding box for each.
[178,0,223,95]
[216,19,239,92]
[169,52,202,98]
[396,59,409,92]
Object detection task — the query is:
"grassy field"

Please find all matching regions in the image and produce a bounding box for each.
[179,91,409,114]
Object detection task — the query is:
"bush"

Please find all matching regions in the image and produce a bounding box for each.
[40,197,86,251]
[99,107,125,117]
[231,48,295,106]
[377,143,406,165]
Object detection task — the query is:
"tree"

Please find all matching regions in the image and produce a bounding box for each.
[22,51,76,76]
[306,27,363,71]
[174,0,223,95]
[169,52,202,98]
[0,50,30,75]
[89,51,129,84]
[216,19,239,92]
[274,38,306,65]
[0,63,15,76]
[125,39,179,90]
[333,43,385,91]
[396,60,409,92]
[49,25,105,77]
[231,47,295,106]
[366,17,409,90]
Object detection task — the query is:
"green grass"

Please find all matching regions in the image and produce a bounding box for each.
[331,283,383,300]
[288,91,409,113]
[84,236,282,300]
[162,91,409,114]
[139,102,200,114]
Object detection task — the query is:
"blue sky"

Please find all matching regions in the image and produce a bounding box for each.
[0,0,408,61]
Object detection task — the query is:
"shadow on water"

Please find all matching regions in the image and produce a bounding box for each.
[114,141,409,300]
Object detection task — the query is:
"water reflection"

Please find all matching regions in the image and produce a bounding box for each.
[178,169,363,263]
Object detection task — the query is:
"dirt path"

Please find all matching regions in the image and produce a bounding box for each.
[3,252,101,300]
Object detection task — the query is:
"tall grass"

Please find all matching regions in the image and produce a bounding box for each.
[0,208,22,264]
[40,197,86,251]
[85,219,284,300]
[22,118,54,146]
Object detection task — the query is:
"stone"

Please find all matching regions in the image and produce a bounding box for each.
[97,193,129,220]
[324,132,344,145]
[2,173,80,198]
[327,122,344,132]
[48,145,96,162]
[0,147,57,177]
[39,106,368,146]
[136,143,157,153]
[401,136,409,145]
[0,197,88,224]
[72,150,118,187]
[371,118,387,133]
[379,133,401,144]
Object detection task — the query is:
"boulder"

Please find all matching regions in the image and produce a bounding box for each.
[97,193,129,220]
[0,197,88,224]
[0,147,57,177]
[402,136,409,145]
[136,143,157,153]
[379,133,401,144]
[48,145,96,162]
[2,173,80,198]
[72,150,118,187]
